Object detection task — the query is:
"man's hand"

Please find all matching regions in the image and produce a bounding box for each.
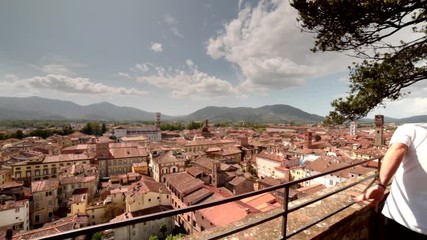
[353,184,386,207]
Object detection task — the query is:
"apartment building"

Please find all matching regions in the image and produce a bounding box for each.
[165,172,211,234]
[0,199,30,232]
[0,169,12,185]
[96,142,149,178]
[31,179,59,226]
[59,175,98,208]
[151,151,186,182]
[182,139,237,152]
[255,152,299,179]
[205,147,242,163]
[11,153,93,181]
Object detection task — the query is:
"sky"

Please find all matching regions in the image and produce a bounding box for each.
[1,0,426,119]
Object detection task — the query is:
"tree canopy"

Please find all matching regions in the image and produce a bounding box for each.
[291,0,427,124]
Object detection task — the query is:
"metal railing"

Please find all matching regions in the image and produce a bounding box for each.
[38,157,381,240]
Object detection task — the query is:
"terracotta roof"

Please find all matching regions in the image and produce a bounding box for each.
[193,156,214,171]
[164,172,204,195]
[43,154,93,163]
[154,151,185,164]
[110,205,173,222]
[109,147,148,158]
[228,176,246,186]
[0,200,28,211]
[183,188,213,205]
[186,166,205,177]
[13,215,87,240]
[60,175,96,185]
[197,193,253,227]
[31,179,59,192]
[240,192,280,212]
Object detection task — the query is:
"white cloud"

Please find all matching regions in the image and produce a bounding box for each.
[171,28,184,38]
[164,14,177,25]
[40,64,74,75]
[118,72,131,78]
[164,14,184,38]
[3,74,19,81]
[151,43,163,53]
[207,0,351,92]
[134,60,238,99]
[0,74,147,96]
[134,63,151,72]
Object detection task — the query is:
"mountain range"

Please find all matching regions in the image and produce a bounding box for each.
[0,96,426,123]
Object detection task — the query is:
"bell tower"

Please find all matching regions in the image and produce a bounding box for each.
[374,115,385,146]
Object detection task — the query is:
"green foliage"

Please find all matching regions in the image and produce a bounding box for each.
[91,232,102,240]
[149,235,159,240]
[246,164,258,178]
[15,130,24,139]
[101,123,107,134]
[81,122,105,136]
[165,233,184,240]
[292,0,427,123]
[187,121,203,130]
[160,122,185,131]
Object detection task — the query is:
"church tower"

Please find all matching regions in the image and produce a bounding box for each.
[350,121,357,136]
[374,115,385,146]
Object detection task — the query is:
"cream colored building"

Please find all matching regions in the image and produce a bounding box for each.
[12,153,93,181]
[59,175,98,208]
[152,151,186,182]
[0,169,12,185]
[86,203,107,226]
[183,139,237,152]
[131,162,149,175]
[31,179,59,226]
[69,193,88,216]
[125,178,171,213]
[96,142,149,178]
[0,199,30,232]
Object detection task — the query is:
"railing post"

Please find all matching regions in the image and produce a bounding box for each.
[282,185,289,240]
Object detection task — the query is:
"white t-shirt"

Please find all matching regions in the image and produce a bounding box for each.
[382,123,427,234]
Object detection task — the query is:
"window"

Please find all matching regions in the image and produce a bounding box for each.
[35,215,40,222]
[15,208,20,212]
[48,212,53,218]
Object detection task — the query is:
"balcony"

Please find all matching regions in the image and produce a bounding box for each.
[38,157,384,240]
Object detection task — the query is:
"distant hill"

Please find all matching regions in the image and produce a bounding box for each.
[0,96,425,123]
[184,105,325,123]
[0,96,169,121]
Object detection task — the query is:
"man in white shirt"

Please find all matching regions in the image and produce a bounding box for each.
[355,124,427,239]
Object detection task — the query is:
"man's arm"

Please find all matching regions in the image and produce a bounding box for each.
[354,143,407,206]
[377,142,407,186]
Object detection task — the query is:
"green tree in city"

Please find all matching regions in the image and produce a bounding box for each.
[187,121,203,130]
[101,123,107,134]
[81,122,103,136]
[15,130,25,139]
[291,0,427,124]
[61,124,74,135]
